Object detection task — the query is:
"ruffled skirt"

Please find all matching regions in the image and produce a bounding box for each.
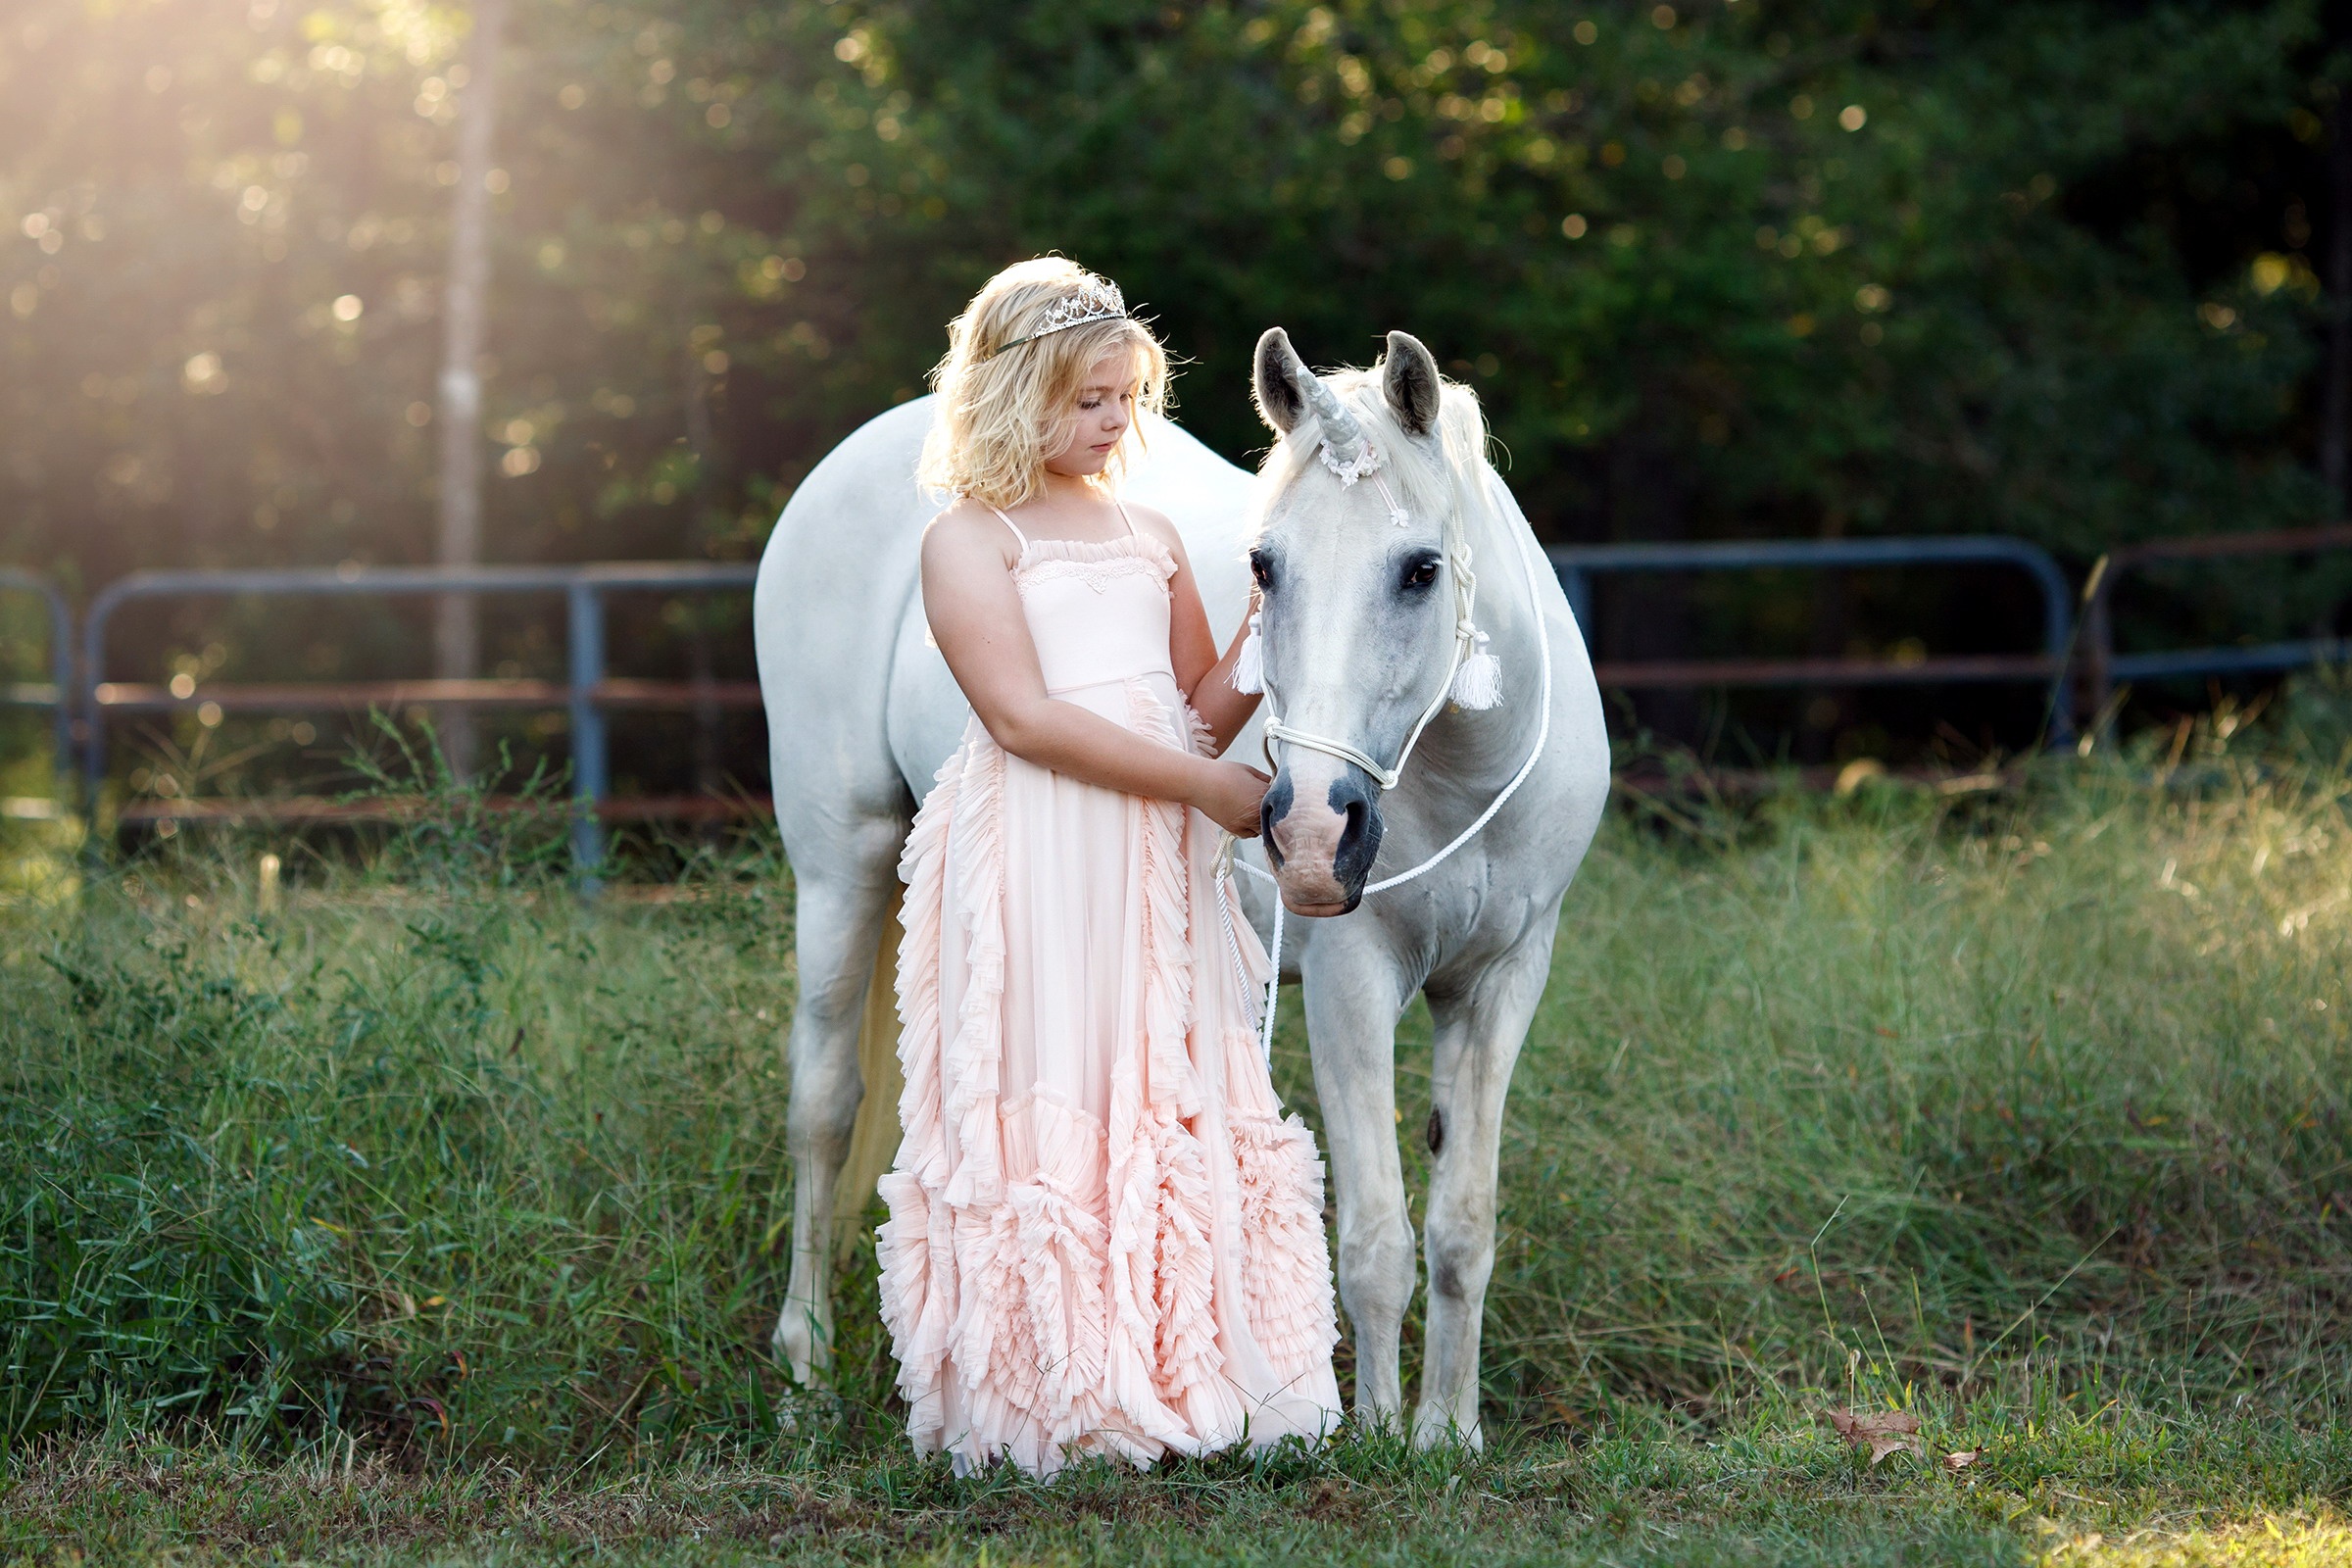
[875,672,1342,1477]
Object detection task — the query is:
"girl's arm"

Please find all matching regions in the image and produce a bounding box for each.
[921,509,1267,835]
[1135,508,1262,753]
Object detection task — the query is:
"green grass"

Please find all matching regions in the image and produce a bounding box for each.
[2,718,2348,1564]
[6,1410,2345,1564]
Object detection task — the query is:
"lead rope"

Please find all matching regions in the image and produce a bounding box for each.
[1223,473,1555,1061]
[1210,841,1286,1064]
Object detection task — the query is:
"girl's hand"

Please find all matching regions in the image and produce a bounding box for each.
[1193,760,1272,837]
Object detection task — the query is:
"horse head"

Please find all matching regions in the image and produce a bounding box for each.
[1248,326,1494,917]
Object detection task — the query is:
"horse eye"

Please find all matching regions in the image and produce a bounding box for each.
[1250,550,1274,589]
[1402,556,1441,590]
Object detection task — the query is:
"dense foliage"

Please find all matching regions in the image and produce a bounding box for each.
[4,0,2351,765]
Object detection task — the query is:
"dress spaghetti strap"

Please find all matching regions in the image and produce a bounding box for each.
[1113,501,1140,540]
[987,505,1030,554]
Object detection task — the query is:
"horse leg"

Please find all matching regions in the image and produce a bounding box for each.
[772,850,899,1384]
[1412,911,1560,1447]
[1301,939,1412,1428]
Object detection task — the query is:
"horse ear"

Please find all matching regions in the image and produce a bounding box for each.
[1254,327,1308,436]
[1382,331,1442,437]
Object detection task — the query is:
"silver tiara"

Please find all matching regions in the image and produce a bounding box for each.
[986,279,1127,357]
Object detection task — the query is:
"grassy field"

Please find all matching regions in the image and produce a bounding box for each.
[3,716,2348,1564]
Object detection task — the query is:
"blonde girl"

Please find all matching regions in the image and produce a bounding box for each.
[874,258,1343,1477]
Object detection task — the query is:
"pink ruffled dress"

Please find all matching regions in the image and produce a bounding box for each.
[875,503,1343,1478]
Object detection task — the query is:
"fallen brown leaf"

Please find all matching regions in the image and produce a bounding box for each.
[1826,1408,1924,1465]
[1941,1448,1982,1472]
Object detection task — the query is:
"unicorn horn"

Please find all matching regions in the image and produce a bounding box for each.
[1290,363,1365,467]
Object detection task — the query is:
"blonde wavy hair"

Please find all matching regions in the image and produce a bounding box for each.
[917,258,1170,511]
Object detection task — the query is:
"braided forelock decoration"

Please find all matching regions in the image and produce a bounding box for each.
[1273,366,1462,531]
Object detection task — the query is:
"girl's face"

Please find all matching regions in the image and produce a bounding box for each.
[1043,350,1139,479]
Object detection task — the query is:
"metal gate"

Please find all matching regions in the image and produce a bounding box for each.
[5,523,2352,870]
[80,562,760,869]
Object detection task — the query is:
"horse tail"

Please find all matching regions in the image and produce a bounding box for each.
[832,885,906,1268]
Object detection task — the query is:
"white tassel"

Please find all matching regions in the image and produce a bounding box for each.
[1448,627,1500,710]
[1231,616,1264,695]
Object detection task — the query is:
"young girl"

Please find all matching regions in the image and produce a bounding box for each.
[874,259,1343,1477]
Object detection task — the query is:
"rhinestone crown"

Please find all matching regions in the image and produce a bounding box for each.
[987,278,1127,357]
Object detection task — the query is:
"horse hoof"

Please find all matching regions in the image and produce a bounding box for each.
[771,1308,832,1386]
[1410,1408,1484,1451]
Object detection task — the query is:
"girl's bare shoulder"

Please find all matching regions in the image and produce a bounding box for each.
[922,499,1021,569]
[1122,502,1189,560]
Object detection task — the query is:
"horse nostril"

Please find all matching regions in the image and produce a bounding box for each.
[1336,799,1367,858]
[1260,773,1295,868]
[1327,775,1384,887]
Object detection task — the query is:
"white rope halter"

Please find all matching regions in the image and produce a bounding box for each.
[1250,437,1489,790]
[1220,462,1555,1061]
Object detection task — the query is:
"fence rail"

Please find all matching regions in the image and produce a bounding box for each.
[1548,536,2077,746]
[7,524,2352,864]
[91,678,767,714]
[2080,524,2352,726]
[81,563,761,872]
[109,793,764,826]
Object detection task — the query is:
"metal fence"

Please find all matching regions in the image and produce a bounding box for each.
[2080,524,2352,727]
[7,524,2352,865]
[81,562,760,868]
[1549,536,2078,747]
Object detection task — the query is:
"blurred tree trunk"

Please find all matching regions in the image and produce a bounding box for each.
[682,336,721,817]
[684,333,717,468]
[433,0,507,782]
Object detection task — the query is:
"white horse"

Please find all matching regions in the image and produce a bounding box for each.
[754,330,1609,1445]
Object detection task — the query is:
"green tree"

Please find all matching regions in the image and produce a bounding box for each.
[6,0,2349,775]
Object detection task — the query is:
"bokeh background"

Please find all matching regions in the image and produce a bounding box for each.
[8,0,2352,800]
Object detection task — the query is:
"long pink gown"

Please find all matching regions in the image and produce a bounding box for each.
[875,504,1343,1478]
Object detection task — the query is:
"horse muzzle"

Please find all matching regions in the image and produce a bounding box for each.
[1261,763,1385,916]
